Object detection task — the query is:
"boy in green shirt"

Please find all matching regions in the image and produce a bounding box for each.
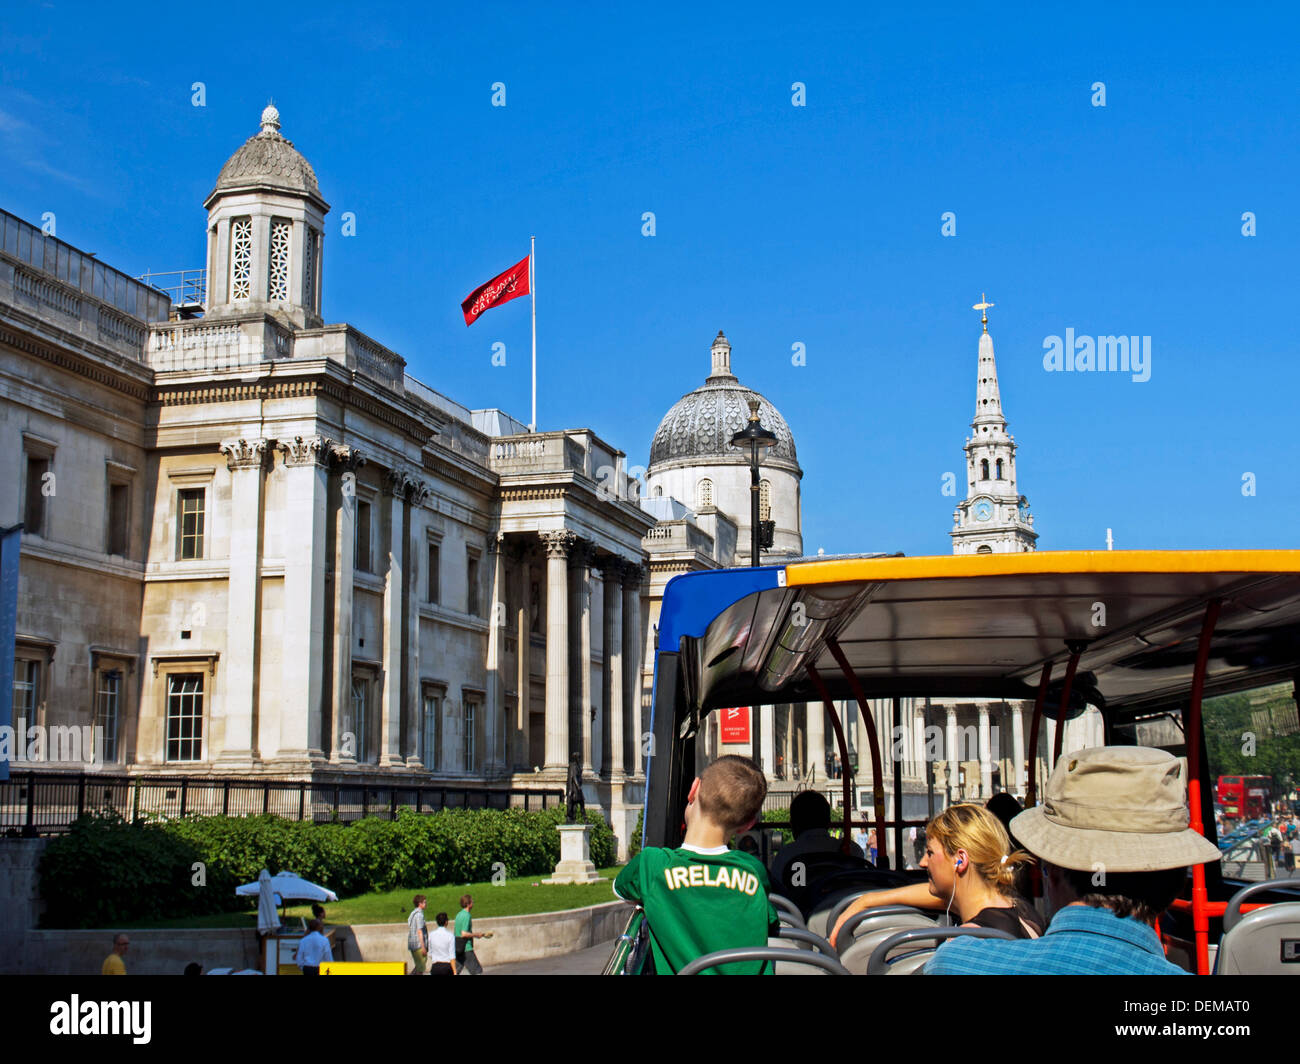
[614,755,779,974]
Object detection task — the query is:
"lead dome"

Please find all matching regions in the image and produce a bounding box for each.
[648,331,798,467]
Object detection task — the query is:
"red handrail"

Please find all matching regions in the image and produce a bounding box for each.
[1185,599,1222,975]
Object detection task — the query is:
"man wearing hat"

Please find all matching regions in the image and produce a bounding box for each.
[926,746,1221,975]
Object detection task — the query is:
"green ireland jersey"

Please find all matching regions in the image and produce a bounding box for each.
[614,846,779,974]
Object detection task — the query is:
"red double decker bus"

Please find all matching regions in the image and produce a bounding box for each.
[1217,775,1272,820]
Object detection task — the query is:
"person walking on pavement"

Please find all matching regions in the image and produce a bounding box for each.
[455,894,487,975]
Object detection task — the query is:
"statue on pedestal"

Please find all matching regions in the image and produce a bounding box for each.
[565,753,585,824]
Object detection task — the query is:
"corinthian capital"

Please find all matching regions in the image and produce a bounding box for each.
[540,530,577,560]
[408,478,432,508]
[384,468,413,498]
[329,444,367,474]
[220,437,269,471]
[281,435,332,467]
[621,562,647,589]
[567,538,597,570]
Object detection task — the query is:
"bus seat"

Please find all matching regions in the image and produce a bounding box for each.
[836,910,939,974]
[769,892,806,929]
[677,946,850,975]
[1216,877,1300,974]
[865,926,1017,975]
[768,926,839,975]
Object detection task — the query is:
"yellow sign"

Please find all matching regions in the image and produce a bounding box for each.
[319,961,406,976]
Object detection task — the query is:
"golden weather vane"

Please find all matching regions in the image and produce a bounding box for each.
[972,292,994,332]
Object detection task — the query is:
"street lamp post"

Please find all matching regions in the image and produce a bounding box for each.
[730,397,777,568]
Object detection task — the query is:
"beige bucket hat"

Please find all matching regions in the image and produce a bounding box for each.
[1011,746,1223,873]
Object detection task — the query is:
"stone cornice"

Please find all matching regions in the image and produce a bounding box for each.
[0,318,151,401]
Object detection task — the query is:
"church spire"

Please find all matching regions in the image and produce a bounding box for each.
[972,295,1004,430]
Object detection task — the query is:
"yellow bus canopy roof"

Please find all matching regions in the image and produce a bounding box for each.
[684,550,1300,719]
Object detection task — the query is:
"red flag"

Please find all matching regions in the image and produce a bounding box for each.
[460,254,531,326]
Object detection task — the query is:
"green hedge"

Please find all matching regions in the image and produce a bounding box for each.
[39,806,616,929]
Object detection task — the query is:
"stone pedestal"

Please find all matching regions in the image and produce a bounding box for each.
[543,824,602,885]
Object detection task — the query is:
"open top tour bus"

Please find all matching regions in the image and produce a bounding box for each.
[609,549,1300,975]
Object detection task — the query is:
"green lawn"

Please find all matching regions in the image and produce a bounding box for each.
[117,866,626,929]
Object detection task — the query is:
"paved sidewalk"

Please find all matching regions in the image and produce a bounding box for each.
[485,939,616,975]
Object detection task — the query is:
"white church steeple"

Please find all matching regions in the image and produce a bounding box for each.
[951,295,1038,554]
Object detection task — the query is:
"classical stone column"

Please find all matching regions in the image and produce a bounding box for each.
[483,531,507,777]
[622,563,645,776]
[542,531,575,771]
[379,469,409,767]
[760,705,776,778]
[278,435,330,762]
[946,705,959,801]
[329,445,364,763]
[913,702,927,782]
[1011,702,1026,795]
[568,540,595,775]
[217,437,267,766]
[601,558,625,778]
[514,550,530,773]
[404,479,429,766]
[978,702,993,798]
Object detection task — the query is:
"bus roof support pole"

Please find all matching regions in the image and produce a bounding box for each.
[1185,598,1221,976]
[1051,646,1085,767]
[805,663,854,855]
[892,697,904,872]
[825,638,889,865]
[1025,663,1053,808]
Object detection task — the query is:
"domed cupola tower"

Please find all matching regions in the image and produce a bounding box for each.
[202,105,328,328]
[646,331,804,564]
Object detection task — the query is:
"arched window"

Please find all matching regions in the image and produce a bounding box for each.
[976,544,993,554]
[698,478,713,508]
[654,485,663,498]
[980,459,989,480]
[995,458,1004,479]
[759,479,772,522]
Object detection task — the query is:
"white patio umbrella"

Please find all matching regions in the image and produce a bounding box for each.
[235,870,340,916]
[253,868,278,935]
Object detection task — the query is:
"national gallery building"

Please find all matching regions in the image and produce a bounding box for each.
[2,106,1097,854]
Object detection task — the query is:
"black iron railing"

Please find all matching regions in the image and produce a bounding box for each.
[0,771,564,837]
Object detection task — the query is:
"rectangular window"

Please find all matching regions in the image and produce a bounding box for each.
[350,676,369,762]
[13,659,38,719]
[107,482,129,556]
[95,670,121,762]
[421,691,440,769]
[165,673,203,762]
[24,456,49,536]
[229,217,252,301]
[463,698,477,772]
[466,552,480,617]
[268,218,291,301]
[355,500,372,572]
[303,227,318,310]
[177,488,205,560]
[427,541,440,603]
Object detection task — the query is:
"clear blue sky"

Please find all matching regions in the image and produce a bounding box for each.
[3,2,1297,557]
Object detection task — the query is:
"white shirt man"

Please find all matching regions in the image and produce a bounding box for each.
[427,914,457,974]
[295,920,333,974]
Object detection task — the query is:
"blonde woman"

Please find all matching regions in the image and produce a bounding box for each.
[829,804,1042,948]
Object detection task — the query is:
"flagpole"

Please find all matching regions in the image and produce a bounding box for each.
[530,235,536,432]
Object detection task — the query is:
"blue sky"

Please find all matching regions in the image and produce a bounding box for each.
[2,2,1297,556]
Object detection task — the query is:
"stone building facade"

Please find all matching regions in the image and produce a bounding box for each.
[1,108,653,851]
